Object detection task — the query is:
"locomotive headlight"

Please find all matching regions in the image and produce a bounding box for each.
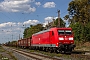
[59,38,64,40]
[69,37,73,40]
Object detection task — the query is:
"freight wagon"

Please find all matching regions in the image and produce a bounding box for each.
[18,37,32,48]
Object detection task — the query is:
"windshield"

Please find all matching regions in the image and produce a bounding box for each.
[58,30,64,35]
[58,30,72,35]
[65,30,72,34]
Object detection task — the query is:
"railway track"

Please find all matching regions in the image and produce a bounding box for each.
[70,50,90,60]
[12,48,62,60]
[3,46,90,60]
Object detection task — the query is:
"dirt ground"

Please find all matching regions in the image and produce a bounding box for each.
[0,45,17,60]
[75,41,90,50]
[83,42,90,47]
[0,41,90,60]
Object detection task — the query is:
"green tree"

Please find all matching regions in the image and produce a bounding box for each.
[23,24,44,38]
[85,22,90,41]
[70,22,84,41]
[54,18,65,27]
[23,27,29,38]
[67,0,90,25]
[66,0,90,41]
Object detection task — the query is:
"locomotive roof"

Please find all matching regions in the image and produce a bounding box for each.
[32,27,72,36]
[32,29,50,36]
[57,27,72,30]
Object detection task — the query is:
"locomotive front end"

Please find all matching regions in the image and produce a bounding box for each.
[57,28,76,53]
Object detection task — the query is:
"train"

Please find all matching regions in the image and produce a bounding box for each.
[17,27,75,53]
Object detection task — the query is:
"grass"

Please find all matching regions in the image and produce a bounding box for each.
[0,46,9,60]
[0,54,3,59]
[75,41,90,52]
[8,41,90,60]
[28,41,90,60]
[29,50,73,59]
[0,46,17,60]
[7,52,17,60]
[0,46,6,52]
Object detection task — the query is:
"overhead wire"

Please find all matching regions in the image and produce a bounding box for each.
[21,0,45,21]
[54,0,71,19]
[34,0,69,19]
[1,12,15,21]
[0,2,18,22]
[0,0,68,23]
[0,13,5,22]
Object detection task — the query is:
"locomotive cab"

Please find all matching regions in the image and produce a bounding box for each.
[58,30,74,44]
[57,28,75,53]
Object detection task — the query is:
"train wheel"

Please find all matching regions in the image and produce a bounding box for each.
[29,47,31,50]
[64,50,66,54]
[59,50,62,53]
[68,48,72,54]
[36,47,38,50]
[42,47,44,51]
[49,48,53,53]
[59,48,62,53]
[46,47,49,52]
[44,47,47,52]
[42,47,46,51]
[33,46,35,50]
[55,48,61,54]
[39,47,42,51]
[55,50,59,54]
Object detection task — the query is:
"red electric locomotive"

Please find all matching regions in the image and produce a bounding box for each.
[32,27,75,53]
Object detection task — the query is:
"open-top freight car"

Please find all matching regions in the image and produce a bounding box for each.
[18,39,24,48]
[18,37,32,48]
[32,27,75,53]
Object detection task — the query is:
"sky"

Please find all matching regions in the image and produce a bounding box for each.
[0,0,72,43]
